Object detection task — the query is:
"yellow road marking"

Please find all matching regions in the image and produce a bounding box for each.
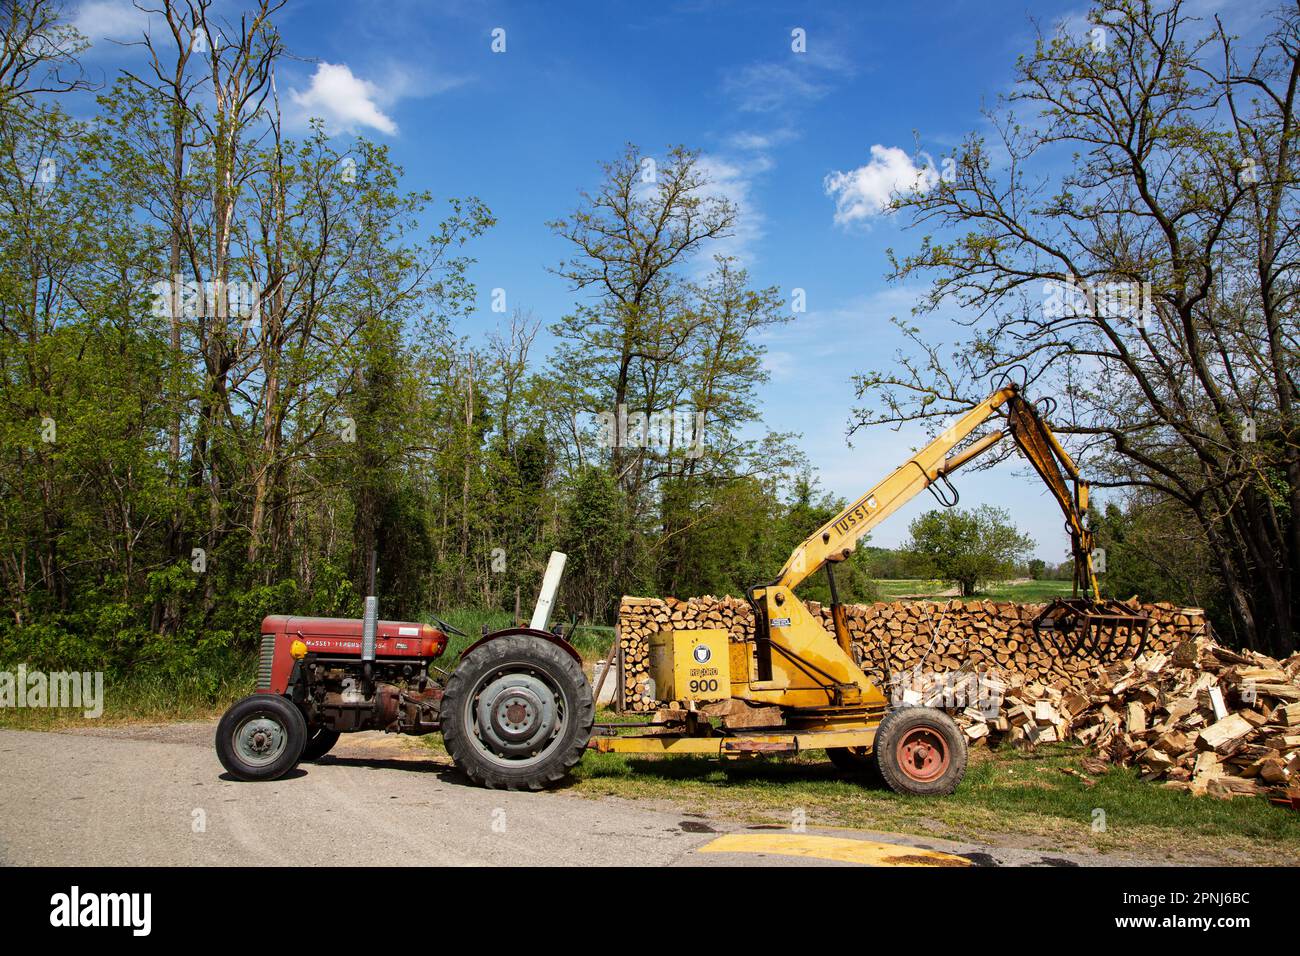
[697,833,972,867]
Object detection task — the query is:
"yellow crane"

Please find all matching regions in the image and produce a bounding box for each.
[590,382,1149,795]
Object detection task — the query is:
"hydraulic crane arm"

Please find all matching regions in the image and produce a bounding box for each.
[737,383,1146,711]
[776,384,1099,599]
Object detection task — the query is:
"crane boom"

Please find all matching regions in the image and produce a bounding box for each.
[776,384,1099,598]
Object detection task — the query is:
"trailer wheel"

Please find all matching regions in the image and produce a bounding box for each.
[215,694,307,781]
[827,746,880,779]
[301,726,341,761]
[441,635,593,791]
[873,707,966,796]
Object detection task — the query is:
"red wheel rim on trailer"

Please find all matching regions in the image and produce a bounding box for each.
[896,726,950,782]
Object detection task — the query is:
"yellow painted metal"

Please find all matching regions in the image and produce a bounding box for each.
[648,628,731,702]
[696,833,972,867]
[738,587,888,709]
[775,386,1018,594]
[727,383,1106,717]
[589,726,878,756]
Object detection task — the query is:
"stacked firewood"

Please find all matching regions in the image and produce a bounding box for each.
[616,594,1196,710]
[616,594,1300,800]
[956,634,1300,800]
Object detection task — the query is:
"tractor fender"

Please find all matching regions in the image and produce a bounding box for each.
[458,627,583,665]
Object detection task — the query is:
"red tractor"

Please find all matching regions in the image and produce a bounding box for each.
[215,556,595,790]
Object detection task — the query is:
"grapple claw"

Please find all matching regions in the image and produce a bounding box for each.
[1032,598,1151,663]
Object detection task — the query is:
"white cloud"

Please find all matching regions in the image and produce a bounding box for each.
[823,145,938,225]
[724,61,830,113]
[73,1,150,41]
[727,128,797,152]
[289,63,398,136]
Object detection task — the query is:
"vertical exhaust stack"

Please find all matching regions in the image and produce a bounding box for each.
[362,548,378,664]
[362,595,378,662]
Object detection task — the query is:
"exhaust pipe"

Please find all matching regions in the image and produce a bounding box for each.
[362,595,378,662]
[362,548,378,689]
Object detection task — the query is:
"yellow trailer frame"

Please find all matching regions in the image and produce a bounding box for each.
[588,726,879,756]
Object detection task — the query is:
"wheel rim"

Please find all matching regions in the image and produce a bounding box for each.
[466,663,567,769]
[896,726,950,783]
[234,714,290,767]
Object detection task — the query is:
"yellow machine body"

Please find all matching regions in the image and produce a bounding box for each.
[648,628,731,702]
[597,383,1141,763]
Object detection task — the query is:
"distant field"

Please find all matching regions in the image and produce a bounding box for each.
[873,578,1075,602]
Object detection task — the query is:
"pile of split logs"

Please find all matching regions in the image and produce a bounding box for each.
[971,633,1300,800]
[617,595,1300,801]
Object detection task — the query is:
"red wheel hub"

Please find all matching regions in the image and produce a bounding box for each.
[896,726,949,782]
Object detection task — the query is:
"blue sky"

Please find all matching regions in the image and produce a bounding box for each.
[68,0,1268,561]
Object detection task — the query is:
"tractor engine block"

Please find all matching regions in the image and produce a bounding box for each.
[306,664,443,734]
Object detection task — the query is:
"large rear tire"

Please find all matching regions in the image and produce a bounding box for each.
[441,635,594,790]
[873,706,967,796]
[216,694,307,782]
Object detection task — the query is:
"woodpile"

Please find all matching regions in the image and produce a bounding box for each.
[617,594,1198,710]
[966,633,1300,801]
[616,594,1300,801]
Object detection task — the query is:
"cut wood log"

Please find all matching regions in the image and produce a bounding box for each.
[1197,713,1254,754]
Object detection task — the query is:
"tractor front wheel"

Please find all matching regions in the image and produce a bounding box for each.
[215,694,307,781]
[441,635,594,791]
[872,707,966,796]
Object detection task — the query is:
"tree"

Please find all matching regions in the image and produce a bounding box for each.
[902,506,1034,597]
[1091,498,1227,626]
[855,0,1300,654]
[547,144,736,506]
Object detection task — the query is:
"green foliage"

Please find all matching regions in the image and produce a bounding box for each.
[557,466,641,622]
[0,9,835,691]
[1091,500,1230,631]
[902,506,1034,597]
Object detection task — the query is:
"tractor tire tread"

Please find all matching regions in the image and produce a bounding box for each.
[441,635,593,791]
[215,693,308,782]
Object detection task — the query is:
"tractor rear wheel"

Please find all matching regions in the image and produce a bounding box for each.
[301,726,341,761]
[872,706,966,796]
[441,635,594,791]
[215,694,307,782]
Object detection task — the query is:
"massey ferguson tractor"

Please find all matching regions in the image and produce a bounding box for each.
[215,553,596,790]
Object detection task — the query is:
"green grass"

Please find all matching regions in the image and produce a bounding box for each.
[562,734,1300,864]
[873,578,1075,602]
[0,651,257,729]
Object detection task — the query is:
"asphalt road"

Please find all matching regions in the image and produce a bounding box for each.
[0,724,1147,867]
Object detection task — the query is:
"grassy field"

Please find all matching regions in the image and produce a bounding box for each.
[874,578,1076,602]
[550,727,1300,864]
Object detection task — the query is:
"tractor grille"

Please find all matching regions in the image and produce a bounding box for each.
[256,634,276,690]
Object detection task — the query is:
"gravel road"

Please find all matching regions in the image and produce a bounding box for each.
[0,724,1156,867]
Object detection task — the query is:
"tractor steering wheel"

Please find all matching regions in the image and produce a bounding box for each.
[431,615,467,637]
